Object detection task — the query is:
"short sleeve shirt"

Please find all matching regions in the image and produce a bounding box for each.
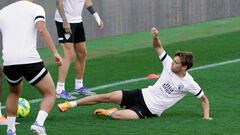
[0,1,45,66]
[142,51,204,116]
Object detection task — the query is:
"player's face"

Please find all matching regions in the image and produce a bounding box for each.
[171,56,183,73]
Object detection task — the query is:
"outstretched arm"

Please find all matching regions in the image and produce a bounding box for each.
[151,27,165,56]
[200,95,212,120]
[36,21,63,66]
[85,0,103,29]
[56,0,71,34]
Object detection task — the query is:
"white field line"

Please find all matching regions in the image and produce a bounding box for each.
[1,58,240,109]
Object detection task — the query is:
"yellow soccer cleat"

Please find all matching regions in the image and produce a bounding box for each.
[57,101,71,112]
[94,108,118,116]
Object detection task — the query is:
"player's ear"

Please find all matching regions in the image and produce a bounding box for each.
[182,65,187,71]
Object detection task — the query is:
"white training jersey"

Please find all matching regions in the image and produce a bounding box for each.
[0,1,45,66]
[142,51,204,116]
[55,0,86,23]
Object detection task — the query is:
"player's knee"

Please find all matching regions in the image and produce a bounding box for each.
[97,92,113,103]
[80,50,87,58]
[42,89,55,98]
[49,90,56,97]
[42,90,56,103]
[100,93,112,102]
[40,85,56,98]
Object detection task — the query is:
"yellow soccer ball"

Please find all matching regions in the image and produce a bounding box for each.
[17,98,30,118]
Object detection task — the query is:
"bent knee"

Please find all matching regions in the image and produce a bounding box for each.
[99,93,112,103]
[103,91,121,103]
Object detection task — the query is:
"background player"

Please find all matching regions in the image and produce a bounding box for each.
[55,0,104,99]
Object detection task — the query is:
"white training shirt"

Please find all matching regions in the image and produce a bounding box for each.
[55,0,86,23]
[0,1,45,66]
[142,51,204,116]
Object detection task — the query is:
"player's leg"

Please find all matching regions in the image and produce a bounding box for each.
[57,43,75,84]
[74,42,87,82]
[94,90,142,120]
[110,109,139,120]
[55,21,76,99]
[95,89,153,120]
[95,104,155,120]
[21,62,53,134]
[78,90,122,105]
[6,83,22,116]
[34,73,55,113]
[6,82,22,134]
[73,22,95,95]
[58,91,122,112]
[31,72,55,135]
[74,42,95,95]
[74,41,87,89]
[56,43,76,99]
[3,65,23,133]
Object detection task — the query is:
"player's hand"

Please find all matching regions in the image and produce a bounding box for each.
[203,117,213,120]
[54,53,63,66]
[63,20,72,34]
[97,20,104,30]
[151,27,159,38]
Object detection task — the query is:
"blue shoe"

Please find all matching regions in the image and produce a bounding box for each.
[31,122,47,135]
[75,87,96,96]
[56,91,76,99]
[6,129,16,135]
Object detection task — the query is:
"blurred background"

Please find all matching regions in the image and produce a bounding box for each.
[1,0,240,48]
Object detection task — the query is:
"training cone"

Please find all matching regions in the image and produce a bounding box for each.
[146,74,159,79]
[0,115,20,125]
[0,115,7,125]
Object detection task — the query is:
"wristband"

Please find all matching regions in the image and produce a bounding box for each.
[87,5,96,14]
[93,12,101,26]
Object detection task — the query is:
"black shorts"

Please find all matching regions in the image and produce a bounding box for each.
[55,21,86,43]
[120,89,157,119]
[3,62,48,86]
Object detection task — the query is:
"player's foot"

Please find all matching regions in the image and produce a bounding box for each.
[57,101,71,112]
[56,91,76,99]
[94,108,118,116]
[6,129,16,135]
[31,122,47,135]
[75,87,96,96]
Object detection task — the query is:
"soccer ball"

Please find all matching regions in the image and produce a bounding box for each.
[17,98,30,118]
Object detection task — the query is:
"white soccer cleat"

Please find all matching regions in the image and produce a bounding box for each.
[31,122,47,135]
[6,129,16,135]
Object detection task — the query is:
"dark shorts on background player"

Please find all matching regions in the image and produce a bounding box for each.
[55,21,86,43]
